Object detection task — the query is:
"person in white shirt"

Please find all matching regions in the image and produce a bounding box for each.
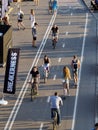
[30,9,35,28]
[17,7,25,30]
[48,92,63,126]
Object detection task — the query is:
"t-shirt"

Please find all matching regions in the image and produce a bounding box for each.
[48,95,63,109]
[30,70,39,78]
[51,26,58,34]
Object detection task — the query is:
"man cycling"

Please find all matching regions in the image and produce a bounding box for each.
[30,66,40,94]
[92,123,98,130]
[51,24,59,43]
[48,92,63,126]
[71,55,80,87]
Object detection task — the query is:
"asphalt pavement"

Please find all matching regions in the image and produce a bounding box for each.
[0,0,98,130]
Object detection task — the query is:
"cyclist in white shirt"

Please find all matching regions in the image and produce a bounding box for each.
[48,92,63,126]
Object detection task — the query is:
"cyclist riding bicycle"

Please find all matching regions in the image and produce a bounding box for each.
[71,55,80,87]
[51,24,59,43]
[48,92,63,126]
[63,66,71,98]
[30,66,40,94]
[92,123,98,130]
[43,55,51,72]
[52,0,58,13]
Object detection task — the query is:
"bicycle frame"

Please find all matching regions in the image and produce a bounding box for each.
[31,78,39,101]
[52,110,57,130]
[52,38,57,49]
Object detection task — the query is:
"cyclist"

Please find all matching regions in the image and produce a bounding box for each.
[71,55,80,87]
[51,24,59,43]
[63,66,71,98]
[92,123,98,130]
[48,92,63,126]
[52,0,58,13]
[30,66,40,94]
[43,55,51,72]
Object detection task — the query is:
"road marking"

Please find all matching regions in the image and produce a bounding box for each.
[39,123,43,130]
[4,12,57,130]
[58,58,61,62]
[71,13,88,130]
[62,43,65,48]
[53,75,56,80]
[69,21,71,25]
[66,32,68,35]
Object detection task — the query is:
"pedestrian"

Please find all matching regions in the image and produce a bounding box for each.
[17,7,25,30]
[32,22,38,47]
[30,9,35,29]
[34,0,39,6]
[48,92,63,126]
[63,66,72,97]
[71,55,80,87]
[2,11,10,25]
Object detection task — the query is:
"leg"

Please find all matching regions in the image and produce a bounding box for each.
[20,22,25,29]
[57,109,61,125]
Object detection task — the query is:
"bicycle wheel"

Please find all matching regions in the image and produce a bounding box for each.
[53,111,57,130]
[31,88,35,101]
[52,40,56,49]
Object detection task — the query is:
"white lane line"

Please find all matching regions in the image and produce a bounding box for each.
[47,96,50,103]
[66,32,68,35]
[39,123,43,130]
[4,12,57,130]
[71,13,88,130]
[53,75,56,80]
[69,21,71,25]
[58,58,61,62]
[62,43,65,48]
[71,13,73,16]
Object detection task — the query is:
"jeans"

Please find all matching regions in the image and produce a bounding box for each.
[51,108,61,125]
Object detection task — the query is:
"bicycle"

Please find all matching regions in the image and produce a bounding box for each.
[43,67,49,83]
[52,37,57,49]
[52,109,58,130]
[28,78,39,101]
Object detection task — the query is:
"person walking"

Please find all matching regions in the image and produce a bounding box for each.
[71,55,80,87]
[63,66,72,98]
[17,7,25,30]
[32,22,38,47]
[48,92,63,126]
[34,0,39,6]
[30,9,35,28]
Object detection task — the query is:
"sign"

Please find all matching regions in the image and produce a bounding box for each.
[3,48,20,94]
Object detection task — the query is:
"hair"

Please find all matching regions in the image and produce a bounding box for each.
[54,92,58,96]
[73,55,77,59]
[31,9,35,15]
[34,22,38,26]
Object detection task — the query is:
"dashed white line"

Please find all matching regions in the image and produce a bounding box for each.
[39,123,43,130]
[53,75,56,80]
[66,32,68,35]
[62,43,65,48]
[58,58,61,62]
[69,21,71,25]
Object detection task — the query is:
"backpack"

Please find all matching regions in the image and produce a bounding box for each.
[20,13,24,19]
[72,60,78,70]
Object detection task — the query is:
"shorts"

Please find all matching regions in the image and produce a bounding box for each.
[33,36,37,40]
[18,19,22,23]
[73,69,78,77]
